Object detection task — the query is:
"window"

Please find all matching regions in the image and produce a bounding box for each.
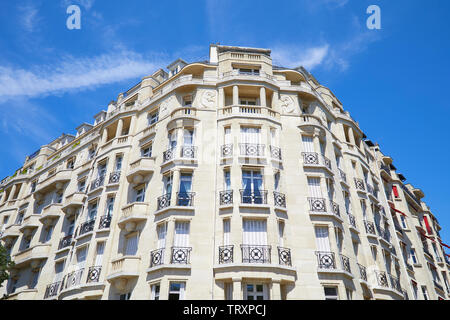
[30,268,40,289]
[94,242,105,267]
[240,127,260,144]
[324,287,338,300]
[183,129,194,146]
[67,218,75,236]
[88,201,98,221]
[346,289,353,300]
[148,110,159,125]
[224,127,231,145]
[302,135,314,152]
[78,179,86,192]
[223,219,230,246]
[141,144,152,158]
[183,95,192,107]
[421,286,429,300]
[238,68,259,75]
[97,162,107,178]
[400,215,407,229]
[411,281,418,299]
[245,283,267,300]
[242,170,263,204]
[174,221,190,247]
[54,261,65,283]
[115,155,123,171]
[55,191,63,204]
[240,98,257,105]
[168,282,186,300]
[16,212,24,225]
[105,196,115,217]
[151,283,160,300]
[157,223,167,249]
[44,225,54,242]
[225,283,233,300]
[67,157,75,170]
[392,186,399,198]
[125,233,139,256]
[164,173,173,196]
[30,181,37,193]
[315,226,331,252]
[168,131,177,150]
[274,172,280,191]
[88,147,96,160]
[178,173,193,205]
[120,292,132,300]
[278,221,285,247]
[76,246,87,270]
[410,249,418,264]
[307,177,322,199]
[135,185,145,202]
[224,170,231,191]
[371,245,378,261]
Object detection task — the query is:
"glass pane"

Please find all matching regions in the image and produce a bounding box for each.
[256,285,263,292]
[170,282,181,292]
[246,284,254,292]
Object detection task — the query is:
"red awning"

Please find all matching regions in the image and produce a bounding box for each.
[438,240,450,249]
[417,227,436,243]
[389,204,408,217]
[445,253,450,258]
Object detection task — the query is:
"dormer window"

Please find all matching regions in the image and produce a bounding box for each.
[183,95,192,107]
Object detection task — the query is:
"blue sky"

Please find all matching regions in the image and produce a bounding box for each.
[0,0,449,245]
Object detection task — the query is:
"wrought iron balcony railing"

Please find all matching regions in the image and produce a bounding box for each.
[377,226,391,243]
[58,235,73,250]
[150,248,165,267]
[273,191,286,208]
[322,155,332,170]
[86,266,102,283]
[79,219,96,236]
[240,189,268,205]
[171,247,192,264]
[219,245,234,264]
[278,247,292,266]
[270,146,282,160]
[44,281,62,299]
[239,143,265,157]
[176,192,195,206]
[316,251,336,269]
[390,274,402,293]
[308,197,327,212]
[340,254,351,273]
[181,145,197,158]
[98,215,112,230]
[302,152,319,165]
[375,271,389,288]
[157,194,171,210]
[64,268,84,289]
[221,144,233,157]
[348,214,357,229]
[219,190,233,205]
[354,178,365,191]
[330,200,340,217]
[109,171,121,184]
[241,245,271,264]
[90,175,105,191]
[358,263,367,281]
[364,220,376,235]
[163,148,175,163]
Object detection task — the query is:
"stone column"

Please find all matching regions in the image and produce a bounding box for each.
[171,169,181,206]
[165,218,176,265]
[7,185,17,201]
[232,85,239,105]
[271,280,282,300]
[101,127,108,144]
[218,87,225,109]
[271,91,279,110]
[232,277,242,300]
[347,126,356,145]
[116,118,124,137]
[259,87,266,107]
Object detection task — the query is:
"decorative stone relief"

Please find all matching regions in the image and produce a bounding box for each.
[311,101,327,124]
[279,95,295,113]
[201,90,216,108]
[159,95,176,117]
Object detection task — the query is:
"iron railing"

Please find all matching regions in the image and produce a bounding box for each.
[98,215,112,230]
[278,247,292,266]
[364,220,376,235]
[171,247,192,264]
[218,245,234,264]
[302,152,319,165]
[109,171,121,184]
[219,190,233,205]
[239,143,265,157]
[181,145,197,158]
[90,175,105,191]
[322,155,332,170]
[157,194,171,210]
[79,219,96,236]
[64,269,84,289]
[270,146,282,160]
[163,148,175,162]
[358,263,367,281]
[308,197,327,212]
[176,192,195,206]
[240,189,268,204]
[354,178,365,191]
[330,200,340,217]
[341,254,351,273]
[221,144,233,157]
[86,266,102,283]
[241,245,271,264]
[348,214,357,229]
[44,281,61,299]
[375,271,389,288]
[58,235,73,250]
[273,191,286,208]
[390,274,403,293]
[339,169,347,182]
[150,248,165,267]
[316,251,336,269]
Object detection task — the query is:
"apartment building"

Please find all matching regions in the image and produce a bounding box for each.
[0,44,449,300]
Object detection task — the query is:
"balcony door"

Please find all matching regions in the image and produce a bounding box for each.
[240,127,260,144]
[302,135,315,152]
[168,131,177,150]
[76,247,87,271]
[307,177,322,198]
[174,221,190,247]
[98,163,107,178]
[157,223,167,249]
[242,170,263,204]
[178,173,192,206]
[243,220,267,246]
[183,129,194,146]
[95,242,105,266]
[315,227,331,252]
[244,283,268,300]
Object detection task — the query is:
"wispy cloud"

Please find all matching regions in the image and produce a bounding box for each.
[61,0,95,11]
[0,50,165,99]
[19,3,41,32]
[272,44,330,70]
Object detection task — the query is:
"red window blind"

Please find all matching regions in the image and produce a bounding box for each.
[423,216,432,235]
[392,186,399,198]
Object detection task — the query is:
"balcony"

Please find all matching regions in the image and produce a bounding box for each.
[219,190,233,206]
[375,271,390,288]
[241,245,271,264]
[239,143,265,157]
[61,192,86,216]
[86,266,102,283]
[340,254,352,274]
[170,107,198,122]
[0,224,21,244]
[13,244,51,268]
[34,169,71,196]
[218,105,280,121]
[301,152,332,172]
[218,245,234,264]
[44,281,62,299]
[150,248,165,267]
[58,235,73,250]
[162,148,175,163]
[358,263,368,282]
[180,145,197,159]
[107,256,141,287]
[108,171,121,185]
[18,214,41,235]
[270,146,282,161]
[39,203,62,226]
[118,202,149,231]
[364,220,377,237]
[78,219,96,237]
[62,268,84,291]
[315,251,336,269]
[239,189,268,205]
[99,135,131,154]
[176,192,195,207]
[89,175,105,193]
[348,214,357,230]
[126,157,155,183]
[157,194,171,211]
[338,169,347,183]
[273,191,286,208]
[354,178,365,192]
[221,144,233,158]
[171,247,192,264]
[278,247,292,266]
[98,214,112,230]
[308,197,326,212]
[308,197,342,222]
[377,226,391,244]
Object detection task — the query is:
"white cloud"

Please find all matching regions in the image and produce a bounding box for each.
[272,45,330,70]
[19,4,41,32]
[0,50,165,99]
